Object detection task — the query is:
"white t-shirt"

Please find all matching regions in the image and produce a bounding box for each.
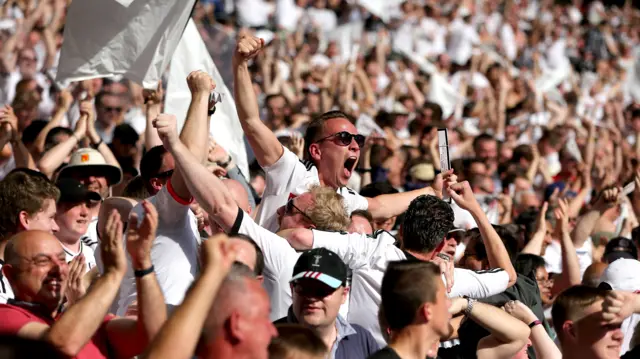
[312,229,511,345]
[255,147,369,233]
[543,239,593,277]
[236,0,274,28]
[116,182,200,315]
[0,261,14,304]
[447,20,480,65]
[61,240,97,273]
[306,7,337,32]
[81,217,99,251]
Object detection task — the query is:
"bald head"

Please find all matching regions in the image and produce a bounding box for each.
[5,230,61,265]
[222,179,251,213]
[582,262,609,287]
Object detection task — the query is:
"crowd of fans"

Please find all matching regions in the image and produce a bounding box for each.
[2,0,640,358]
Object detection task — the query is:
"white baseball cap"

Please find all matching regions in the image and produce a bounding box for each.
[599,259,640,292]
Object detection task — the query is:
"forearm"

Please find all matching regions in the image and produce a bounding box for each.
[134,273,167,346]
[469,301,530,344]
[34,108,65,155]
[530,325,562,359]
[370,187,437,219]
[572,210,602,247]
[11,138,35,170]
[145,105,162,151]
[180,93,210,163]
[568,187,590,219]
[142,269,225,359]
[521,231,545,255]
[38,135,81,178]
[233,61,283,167]
[171,142,238,229]
[44,272,123,356]
[554,231,581,294]
[471,208,517,286]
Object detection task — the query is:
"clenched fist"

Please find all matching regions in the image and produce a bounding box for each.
[153,113,179,150]
[233,36,265,65]
[187,71,215,96]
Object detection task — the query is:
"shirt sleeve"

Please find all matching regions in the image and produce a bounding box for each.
[337,187,369,213]
[151,180,193,227]
[312,230,391,269]
[230,208,298,278]
[0,306,35,335]
[262,146,315,196]
[449,268,509,299]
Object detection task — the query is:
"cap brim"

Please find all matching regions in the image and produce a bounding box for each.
[290,271,342,289]
[59,164,123,186]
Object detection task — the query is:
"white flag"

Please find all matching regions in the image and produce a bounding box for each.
[56,0,195,88]
[164,19,249,177]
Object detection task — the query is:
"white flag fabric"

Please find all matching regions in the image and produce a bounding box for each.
[56,0,195,88]
[164,19,249,177]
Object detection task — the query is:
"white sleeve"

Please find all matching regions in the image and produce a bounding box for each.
[230,208,298,278]
[448,268,509,299]
[312,230,390,269]
[337,187,369,214]
[262,146,315,196]
[152,180,192,227]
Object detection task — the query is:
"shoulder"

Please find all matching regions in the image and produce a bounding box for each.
[299,158,315,172]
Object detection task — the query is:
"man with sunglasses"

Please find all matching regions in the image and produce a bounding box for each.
[153,113,352,320]
[116,70,216,316]
[232,36,441,233]
[275,248,379,359]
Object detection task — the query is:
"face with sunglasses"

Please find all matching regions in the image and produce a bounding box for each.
[97,93,127,127]
[277,194,316,230]
[308,118,362,188]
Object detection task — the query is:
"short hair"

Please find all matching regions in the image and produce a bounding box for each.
[121,176,150,200]
[552,285,607,343]
[402,195,454,253]
[44,127,73,152]
[351,210,373,227]
[381,260,441,331]
[512,144,534,163]
[422,102,443,122]
[268,324,327,359]
[95,90,125,108]
[140,145,169,189]
[514,254,546,279]
[21,120,47,146]
[229,233,265,277]
[0,171,60,240]
[303,110,352,161]
[306,185,350,232]
[472,133,496,151]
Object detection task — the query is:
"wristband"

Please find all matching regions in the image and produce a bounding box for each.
[357,168,372,173]
[528,320,542,328]
[464,298,476,316]
[134,265,155,278]
[92,139,103,149]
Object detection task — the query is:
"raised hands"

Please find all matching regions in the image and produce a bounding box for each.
[554,198,570,235]
[100,210,128,277]
[186,70,215,97]
[126,201,158,270]
[153,113,179,150]
[503,300,538,324]
[601,290,640,325]
[201,234,238,276]
[65,254,88,305]
[447,181,481,213]
[233,36,265,65]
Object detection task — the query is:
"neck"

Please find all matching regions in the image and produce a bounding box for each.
[89,204,100,219]
[57,235,81,252]
[405,249,435,261]
[0,240,6,261]
[311,322,338,352]
[317,172,338,190]
[389,326,440,359]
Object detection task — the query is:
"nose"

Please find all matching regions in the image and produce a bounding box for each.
[269,322,278,338]
[51,220,60,233]
[80,203,90,216]
[348,138,360,153]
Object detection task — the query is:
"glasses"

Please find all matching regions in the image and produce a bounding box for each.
[285,199,314,224]
[102,106,124,113]
[315,131,365,148]
[153,169,174,179]
[536,277,554,287]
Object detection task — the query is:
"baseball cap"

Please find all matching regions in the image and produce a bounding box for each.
[290,248,347,289]
[58,148,123,186]
[599,258,640,292]
[603,237,638,264]
[56,178,102,204]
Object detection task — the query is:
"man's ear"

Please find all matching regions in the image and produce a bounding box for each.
[420,302,433,323]
[308,143,322,162]
[18,210,30,231]
[2,264,15,284]
[341,287,350,304]
[562,321,576,341]
[226,311,244,344]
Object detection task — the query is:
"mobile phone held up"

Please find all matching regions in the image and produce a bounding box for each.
[438,128,451,204]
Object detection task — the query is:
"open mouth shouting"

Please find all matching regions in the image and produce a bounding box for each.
[343,157,358,178]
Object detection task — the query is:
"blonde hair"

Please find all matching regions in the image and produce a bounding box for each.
[306,185,350,232]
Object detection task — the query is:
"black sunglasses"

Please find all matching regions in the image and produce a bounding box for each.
[285,198,314,224]
[315,131,365,148]
[153,169,174,179]
[103,106,124,113]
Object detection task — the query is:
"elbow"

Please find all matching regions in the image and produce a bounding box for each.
[44,333,84,358]
[506,268,518,288]
[289,229,312,250]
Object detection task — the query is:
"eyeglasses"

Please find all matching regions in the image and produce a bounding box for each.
[285,198,314,224]
[152,169,174,179]
[314,131,365,148]
[102,106,124,113]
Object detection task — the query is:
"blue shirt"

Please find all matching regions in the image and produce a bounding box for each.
[275,306,380,359]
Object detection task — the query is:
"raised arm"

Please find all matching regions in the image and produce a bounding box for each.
[37,113,87,178]
[106,201,167,359]
[143,82,163,151]
[153,114,238,230]
[84,99,121,169]
[142,234,236,359]
[14,210,127,357]
[504,300,561,359]
[34,90,73,156]
[448,181,517,287]
[232,35,284,168]
[552,199,581,295]
[572,187,618,248]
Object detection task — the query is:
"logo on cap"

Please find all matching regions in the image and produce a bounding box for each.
[81,154,90,162]
[312,255,322,267]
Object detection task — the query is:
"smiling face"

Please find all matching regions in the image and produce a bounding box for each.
[308,118,360,188]
[55,201,91,243]
[3,232,69,310]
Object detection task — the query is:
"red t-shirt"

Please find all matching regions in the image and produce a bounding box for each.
[0,303,115,359]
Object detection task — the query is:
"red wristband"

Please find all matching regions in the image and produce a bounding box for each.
[528,320,542,328]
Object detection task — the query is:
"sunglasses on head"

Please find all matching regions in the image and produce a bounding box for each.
[315,131,365,148]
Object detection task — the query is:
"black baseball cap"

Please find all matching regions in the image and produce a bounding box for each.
[603,237,638,263]
[290,248,347,289]
[56,178,102,204]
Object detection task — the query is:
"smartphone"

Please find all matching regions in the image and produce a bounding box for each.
[438,128,451,204]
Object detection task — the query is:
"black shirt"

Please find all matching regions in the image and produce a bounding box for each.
[368,347,403,359]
